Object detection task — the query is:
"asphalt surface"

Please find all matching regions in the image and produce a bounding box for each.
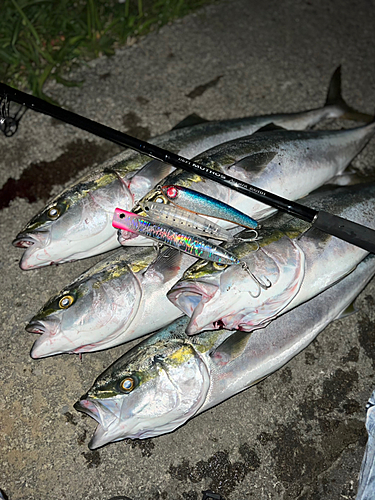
[1,0,375,499]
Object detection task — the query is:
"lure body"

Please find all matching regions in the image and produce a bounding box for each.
[160,185,258,229]
[113,209,240,265]
[140,201,234,242]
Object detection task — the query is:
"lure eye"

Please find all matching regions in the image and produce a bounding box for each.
[165,186,178,199]
[155,194,168,204]
[213,262,228,271]
[48,207,60,220]
[59,295,74,309]
[120,377,135,392]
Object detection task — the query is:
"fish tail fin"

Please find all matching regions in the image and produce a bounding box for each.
[325,66,373,122]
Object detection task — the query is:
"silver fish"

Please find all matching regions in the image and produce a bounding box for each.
[167,183,375,335]
[134,121,375,248]
[13,67,369,269]
[74,253,375,449]
[27,246,195,358]
[356,390,375,500]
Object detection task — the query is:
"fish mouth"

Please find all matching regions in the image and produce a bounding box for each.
[13,230,52,270]
[25,320,46,335]
[12,232,39,249]
[74,398,123,449]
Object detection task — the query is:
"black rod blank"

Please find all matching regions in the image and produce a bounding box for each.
[1,82,375,253]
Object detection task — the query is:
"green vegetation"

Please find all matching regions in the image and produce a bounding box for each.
[0,0,216,100]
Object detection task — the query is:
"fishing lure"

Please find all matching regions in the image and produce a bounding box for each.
[159,185,259,229]
[113,209,239,265]
[140,200,235,242]
[113,209,271,297]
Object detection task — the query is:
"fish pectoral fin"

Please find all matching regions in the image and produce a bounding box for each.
[230,152,277,174]
[335,301,358,320]
[210,330,253,366]
[145,247,183,283]
[171,113,209,130]
[253,123,288,133]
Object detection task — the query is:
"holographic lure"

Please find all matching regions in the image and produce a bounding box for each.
[159,185,259,229]
[139,201,234,242]
[112,209,240,265]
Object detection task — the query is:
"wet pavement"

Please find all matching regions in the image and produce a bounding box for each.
[1,0,375,498]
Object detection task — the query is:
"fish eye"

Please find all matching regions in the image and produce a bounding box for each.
[120,377,135,393]
[213,262,228,270]
[48,207,60,220]
[59,295,74,309]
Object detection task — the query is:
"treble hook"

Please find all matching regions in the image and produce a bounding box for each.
[234,228,262,243]
[240,261,272,298]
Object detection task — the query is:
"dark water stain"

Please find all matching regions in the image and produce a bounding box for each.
[77,429,87,446]
[315,368,358,414]
[125,437,155,457]
[342,399,362,415]
[147,491,168,500]
[280,366,293,384]
[341,346,359,364]
[256,368,364,498]
[257,418,364,499]
[136,96,150,105]
[122,111,151,140]
[305,351,318,365]
[63,411,78,426]
[181,491,198,500]
[82,449,101,468]
[358,315,375,368]
[0,139,118,210]
[99,72,111,80]
[186,76,223,99]
[168,443,260,497]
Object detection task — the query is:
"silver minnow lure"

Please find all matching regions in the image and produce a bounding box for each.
[160,185,259,229]
[139,201,235,241]
[112,209,240,265]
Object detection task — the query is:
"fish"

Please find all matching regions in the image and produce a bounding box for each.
[134,120,375,247]
[74,252,375,449]
[27,246,196,358]
[356,390,375,500]
[167,183,375,335]
[13,67,369,269]
[112,209,240,265]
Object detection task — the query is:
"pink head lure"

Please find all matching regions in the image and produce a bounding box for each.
[112,208,240,266]
[161,185,258,229]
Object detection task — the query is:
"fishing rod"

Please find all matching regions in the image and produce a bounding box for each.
[1,82,375,254]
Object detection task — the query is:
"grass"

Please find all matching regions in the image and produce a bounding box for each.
[0,0,217,101]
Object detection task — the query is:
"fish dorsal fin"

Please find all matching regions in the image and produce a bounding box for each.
[144,247,183,283]
[335,301,357,320]
[210,330,253,366]
[230,151,277,173]
[172,114,209,130]
[254,123,288,133]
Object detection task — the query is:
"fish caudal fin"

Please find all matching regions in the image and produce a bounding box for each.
[325,66,373,122]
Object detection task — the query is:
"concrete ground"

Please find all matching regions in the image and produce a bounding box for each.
[1,0,375,498]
